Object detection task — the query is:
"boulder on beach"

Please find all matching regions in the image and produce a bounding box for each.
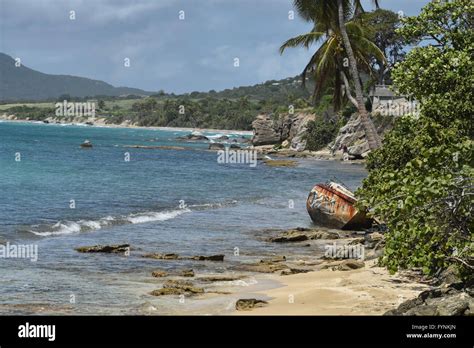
[385,282,474,316]
[336,259,365,271]
[235,298,268,311]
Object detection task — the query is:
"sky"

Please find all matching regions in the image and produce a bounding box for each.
[0,0,430,94]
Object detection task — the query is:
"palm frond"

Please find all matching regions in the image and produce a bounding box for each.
[279,31,326,54]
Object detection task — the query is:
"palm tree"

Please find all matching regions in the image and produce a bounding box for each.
[280,20,385,111]
[291,0,382,149]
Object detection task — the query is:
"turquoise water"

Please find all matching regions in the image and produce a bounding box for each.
[0,121,367,314]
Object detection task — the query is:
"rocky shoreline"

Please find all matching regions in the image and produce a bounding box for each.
[70,224,470,315]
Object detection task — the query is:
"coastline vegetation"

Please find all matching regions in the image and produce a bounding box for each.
[357,0,473,280]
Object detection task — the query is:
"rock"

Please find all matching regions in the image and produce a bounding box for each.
[280,268,311,276]
[143,253,179,260]
[288,113,315,151]
[150,288,185,296]
[385,282,473,316]
[270,231,309,243]
[179,269,195,277]
[260,256,286,263]
[190,254,225,261]
[269,228,339,243]
[151,270,169,278]
[235,299,268,311]
[336,259,365,271]
[239,261,288,273]
[216,135,229,140]
[229,144,241,149]
[208,143,225,150]
[251,112,315,150]
[439,265,462,285]
[251,114,282,146]
[263,159,297,167]
[177,134,209,141]
[152,268,194,278]
[163,279,204,294]
[281,140,290,148]
[198,275,245,282]
[75,244,129,253]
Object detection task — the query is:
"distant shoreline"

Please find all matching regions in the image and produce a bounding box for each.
[0,116,253,135]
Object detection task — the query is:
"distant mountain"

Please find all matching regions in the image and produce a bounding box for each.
[0,53,154,101]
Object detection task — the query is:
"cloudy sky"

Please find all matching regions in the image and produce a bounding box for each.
[0,0,430,93]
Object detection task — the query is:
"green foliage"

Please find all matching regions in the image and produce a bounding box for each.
[357,0,474,279]
[357,9,405,84]
[304,115,344,151]
[281,4,385,110]
[4,105,56,120]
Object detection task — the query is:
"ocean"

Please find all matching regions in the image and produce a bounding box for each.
[0,121,367,314]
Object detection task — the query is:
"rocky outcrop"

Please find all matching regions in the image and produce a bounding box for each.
[150,280,204,296]
[143,253,224,261]
[235,299,268,311]
[190,254,225,262]
[331,114,370,158]
[269,227,340,243]
[385,282,473,316]
[75,244,130,253]
[151,269,194,278]
[208,143,225,150]
[251,114,281,146]
[143,253,179,260]
[251,112,315,151]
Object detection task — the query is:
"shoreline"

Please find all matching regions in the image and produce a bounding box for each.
[0,116,253,135]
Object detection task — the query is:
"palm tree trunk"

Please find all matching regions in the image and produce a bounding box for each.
[337,0,381,150]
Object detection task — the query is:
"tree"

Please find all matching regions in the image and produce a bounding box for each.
[357,0,474,279]
[290,0,382,149]
[98,100,106,110]
[280,19,385,111]
[336,0,381,149]
[358,9,404,84]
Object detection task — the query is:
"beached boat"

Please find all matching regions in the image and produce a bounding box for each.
[306,181,373,230]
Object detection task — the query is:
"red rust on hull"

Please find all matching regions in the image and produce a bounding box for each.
[306,182,372,230]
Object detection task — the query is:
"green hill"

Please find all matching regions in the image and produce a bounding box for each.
[0,53,153,101]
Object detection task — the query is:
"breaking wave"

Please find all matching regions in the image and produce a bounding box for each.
[26,200,237,237]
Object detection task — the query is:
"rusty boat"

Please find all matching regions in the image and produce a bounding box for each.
[306,181,373,230]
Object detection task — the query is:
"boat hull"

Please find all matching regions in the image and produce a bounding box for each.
[306,183,372,230]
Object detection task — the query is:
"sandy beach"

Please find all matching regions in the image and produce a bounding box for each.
[233,259,429,315]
